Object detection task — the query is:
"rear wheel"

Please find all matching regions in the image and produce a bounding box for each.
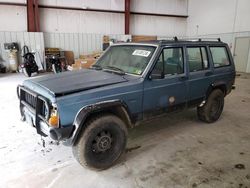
[197,89,224,123]
[23,67,31,77]
[52,63,62,73]
[72,114,127,170]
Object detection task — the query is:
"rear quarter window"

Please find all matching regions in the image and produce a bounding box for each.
[210,47,230,68]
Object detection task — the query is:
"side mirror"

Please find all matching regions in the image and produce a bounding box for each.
[149,73,164,80]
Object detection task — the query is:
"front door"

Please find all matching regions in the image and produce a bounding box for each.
[143,47,188,119]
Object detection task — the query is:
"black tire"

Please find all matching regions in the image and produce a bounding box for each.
[52,64,62,73]
[72,114,127,170]
[23,67,31,77]
[197,89,224,123]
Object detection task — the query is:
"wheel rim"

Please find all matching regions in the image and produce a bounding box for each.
[92,130,112,153]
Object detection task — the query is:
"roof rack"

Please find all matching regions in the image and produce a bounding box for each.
[172,36,222,42]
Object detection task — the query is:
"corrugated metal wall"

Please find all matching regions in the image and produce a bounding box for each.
[44,33,131,58]
[0,32,45,69]
[0,31,132,70]
[197,31,250,52]
[44,33,103,58]
[198,31,250,73]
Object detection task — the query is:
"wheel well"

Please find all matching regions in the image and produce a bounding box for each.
[207,84,227,98]
[84,106,133,129]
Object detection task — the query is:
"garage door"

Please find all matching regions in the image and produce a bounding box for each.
[234,37,250,72]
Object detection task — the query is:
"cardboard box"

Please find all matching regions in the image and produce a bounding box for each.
[79,54,91,59]
[81,58,96,68]
[64,51,74,65]
[132,35,157,42]
[103,35,110,43]
[71,64,79,70]
[79,51,102,60]
[72,58,96,70]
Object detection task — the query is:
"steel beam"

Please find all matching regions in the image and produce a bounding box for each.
[27,0,36,32]
[125,0,130,34]
[0,2,188,19]
[34,0,40,32]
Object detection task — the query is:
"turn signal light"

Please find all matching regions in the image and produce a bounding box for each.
[49,115,59,127]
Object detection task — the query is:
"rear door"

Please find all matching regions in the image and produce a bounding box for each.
[186,45,213,106]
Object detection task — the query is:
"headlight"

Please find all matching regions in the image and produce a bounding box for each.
[48,105,59,128]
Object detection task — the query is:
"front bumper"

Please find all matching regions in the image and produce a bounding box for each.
[17,85,74,141]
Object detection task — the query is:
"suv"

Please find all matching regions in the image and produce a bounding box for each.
[17,38,235,170]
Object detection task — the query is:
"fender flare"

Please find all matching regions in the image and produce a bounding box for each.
[206,81,227,98]
[67,99,132,145]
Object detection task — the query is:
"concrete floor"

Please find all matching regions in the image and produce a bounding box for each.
[0,72,250,188]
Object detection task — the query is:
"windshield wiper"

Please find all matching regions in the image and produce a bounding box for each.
[91,64,102,70]
[103,66,126,75]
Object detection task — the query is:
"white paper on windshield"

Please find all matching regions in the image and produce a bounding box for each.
[132,50,151,57]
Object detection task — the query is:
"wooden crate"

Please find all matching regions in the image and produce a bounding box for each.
[132,35,157,42]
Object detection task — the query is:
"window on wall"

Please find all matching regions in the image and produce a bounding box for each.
[187,47,208,72]
[210,47,230,68]
[152,47,184,76]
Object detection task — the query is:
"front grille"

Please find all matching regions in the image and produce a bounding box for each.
[19,86,50,120]
[18,85,51,135]
[24,92,37,109]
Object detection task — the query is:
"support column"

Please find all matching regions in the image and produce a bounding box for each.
[34,0,40,32]
[27,0,35,32]
[125,0,130,34]
[27,0,40,32]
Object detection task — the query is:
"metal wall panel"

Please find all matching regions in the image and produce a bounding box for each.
[0,31,45,70]
[198,31,250,73]
[44,33,131,58]
[44,33,103,58]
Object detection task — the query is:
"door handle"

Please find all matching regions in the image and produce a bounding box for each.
[179,76,187,81]
[205,71,213,76]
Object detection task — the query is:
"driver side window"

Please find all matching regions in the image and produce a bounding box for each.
[152,47,184,77]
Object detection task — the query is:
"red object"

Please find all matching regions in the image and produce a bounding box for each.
[26,0,40,32]
[27,0,35,32]
[125,0,130,34]
[34,0,40,32]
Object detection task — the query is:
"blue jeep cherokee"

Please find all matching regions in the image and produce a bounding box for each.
[17,38,235,170]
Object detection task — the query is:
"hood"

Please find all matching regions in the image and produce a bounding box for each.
[23,69,128,97]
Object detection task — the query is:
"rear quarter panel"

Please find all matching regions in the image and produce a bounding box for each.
[208,44,236,93]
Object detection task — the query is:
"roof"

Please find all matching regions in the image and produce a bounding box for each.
[134,37,227,46]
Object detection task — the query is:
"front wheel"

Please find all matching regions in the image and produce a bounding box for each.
[52,63,62,74]
[72,114,127,170]
[22,67,31,77]
[197,89,224,123]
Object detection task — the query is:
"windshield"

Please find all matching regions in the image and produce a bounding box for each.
[94,45,156,75]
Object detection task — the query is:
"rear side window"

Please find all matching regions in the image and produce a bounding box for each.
[210,47,230,68]
[187,47,208,72]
